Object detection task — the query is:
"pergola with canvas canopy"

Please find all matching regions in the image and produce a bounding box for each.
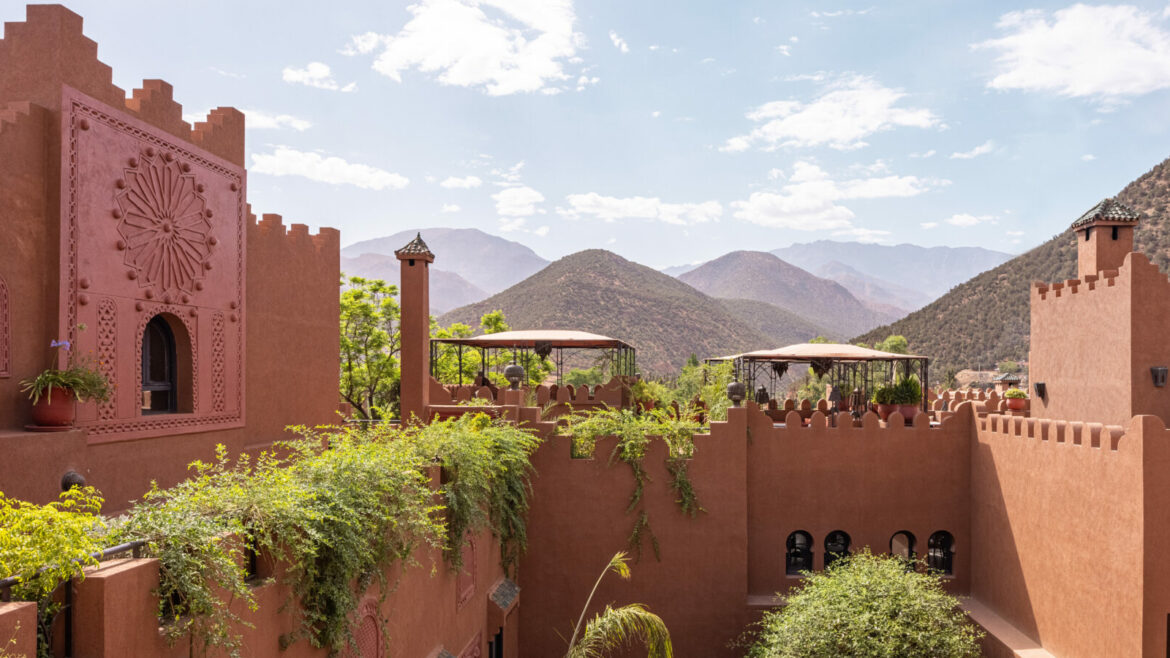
[728,342,930,412]
[430,329,636,386]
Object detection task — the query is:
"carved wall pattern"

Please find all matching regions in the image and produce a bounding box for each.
[458,633,483,658]
[457,535,477,609]
[96,298,118,419]
[115,150,214,297]
[63,88,245,439]
[211,311,225,413]
[0,276,9,378]
[349,598,384,658]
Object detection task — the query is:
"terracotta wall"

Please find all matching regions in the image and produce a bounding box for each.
[1030,266,1133,425]
[969,412,1143,656]
[1125,253,1170,425]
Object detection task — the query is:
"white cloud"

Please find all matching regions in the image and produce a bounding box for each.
[282,62,357,92]
[767,168,785,180]
[651,110,661,118]
[609,30,629,53]
[776,45,792,56]
[700,57,716,64]
[909,149,936,158]
[492,161,526,185]
[1082,153,1097,161]
[975,5,1170,103]
[533,225,550,237]
[341,32,385,56]
[944,213,995,227]
[920,221,939,229]
[493,186,545,216]
[440,175,483,189]
[576,75,600,91]
[183,109,311,132]
[949,140,994,160]
[558,194,722,226]
[209,66,245,79]
[722,74,939,151]
[250,147,408,190]
[498,217,526,232]
[649,44,661,51]
[810,8,874,18]
[354,0,584,96]
[441,204,461,213]
[834,227,890,242]
[790,36,799,43]
[731,161,944,233]
[1006,230,1025,236]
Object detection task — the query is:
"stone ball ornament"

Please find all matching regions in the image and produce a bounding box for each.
[727,380,747,407]
[503,364,526,390]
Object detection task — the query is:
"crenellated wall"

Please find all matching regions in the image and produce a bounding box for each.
[1031,252,1170,426]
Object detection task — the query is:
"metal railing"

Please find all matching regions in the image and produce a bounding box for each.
[0,539,147,602]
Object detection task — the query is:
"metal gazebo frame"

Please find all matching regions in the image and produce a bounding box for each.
[430,330,636,386]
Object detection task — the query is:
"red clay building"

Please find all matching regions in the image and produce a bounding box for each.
[2,5,1170,657]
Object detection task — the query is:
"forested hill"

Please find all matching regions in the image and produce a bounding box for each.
[438,249,777,374]
[856,156,1170,373]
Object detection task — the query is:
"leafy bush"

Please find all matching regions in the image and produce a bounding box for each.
[1004,387,1027,399]
[746,551,982,658]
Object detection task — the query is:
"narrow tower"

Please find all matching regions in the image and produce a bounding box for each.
[395,233,434,423]
[1072,198,1140,279]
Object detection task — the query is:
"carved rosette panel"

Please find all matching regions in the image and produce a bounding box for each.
[212,312,225,413]
[0,276,9,378]
[115,151,214,298]
[96,298,118,419]
[61,86,245,441]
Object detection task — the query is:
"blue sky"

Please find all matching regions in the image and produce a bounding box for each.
[13,1,1170,268]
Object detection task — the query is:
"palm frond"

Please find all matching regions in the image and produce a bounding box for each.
[567,604,673,658]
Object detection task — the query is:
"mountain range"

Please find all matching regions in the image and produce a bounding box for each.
[857,155,1170,374]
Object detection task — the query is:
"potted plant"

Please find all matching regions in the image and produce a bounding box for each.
[628,379,657,412]
[891,374,923,423]
[1004,387,1028,411]
[20,330,111,429]
[872,385,896,421]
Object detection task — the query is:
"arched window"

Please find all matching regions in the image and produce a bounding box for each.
[890,531,916,569]
[785,531,813,575]
[927,531,955,575]
[824,530,851,570]
[142,316,177,414]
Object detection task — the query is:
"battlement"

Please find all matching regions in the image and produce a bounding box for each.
[982,412,1126,451]
[0,5,244,165]
[1033,251,1170,303]
[248,210,341,256]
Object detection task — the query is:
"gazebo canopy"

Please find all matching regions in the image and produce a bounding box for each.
[738,342,926,361]
[432,329,632,350]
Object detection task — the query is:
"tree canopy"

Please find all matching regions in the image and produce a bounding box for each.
[747,551,982,658]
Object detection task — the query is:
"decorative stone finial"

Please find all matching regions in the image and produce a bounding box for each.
[394,232,435,263]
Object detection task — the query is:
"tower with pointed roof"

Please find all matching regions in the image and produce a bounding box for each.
[1073,198,1141,279]
[396,233,434,423]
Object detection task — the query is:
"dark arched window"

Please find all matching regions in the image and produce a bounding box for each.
[142,316,177,414]
[785,531,813,575]
[890,531,916,569]
[824,530,851,570]
[927,531,955,575]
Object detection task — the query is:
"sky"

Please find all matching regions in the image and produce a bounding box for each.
[12,0,1170,268]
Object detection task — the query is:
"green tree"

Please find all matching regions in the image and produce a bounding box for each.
[566,552,672,658]
[339,276,400,419]
[429,310,555,388]
[996,360,1022,374]
[747,551,982,658]
[875,335,909,355]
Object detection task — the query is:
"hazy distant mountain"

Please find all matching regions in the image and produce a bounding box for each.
[857,155,1170,373]
[342,228,550,294]
[772,241,1012,299]
[679,251,899,337]
[661,263,702,277]
[341,252,487,314]
[814,260,933,313]
[439,250,774,373]
[717,298,839,344]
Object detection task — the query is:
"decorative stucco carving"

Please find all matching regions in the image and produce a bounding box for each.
[96,297,118,419]
[115,150,214,297]
[212,311,225,413]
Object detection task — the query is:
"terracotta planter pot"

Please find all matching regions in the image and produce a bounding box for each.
[898,404,920,424]
[30,386,76,427]
[876,403,895,421]
[1006,397,1027,411]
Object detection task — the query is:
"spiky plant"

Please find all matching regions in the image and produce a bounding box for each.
[565,552,673,658]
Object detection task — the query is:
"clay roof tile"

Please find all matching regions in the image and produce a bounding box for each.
[394,232,434,259]
[1071,198,1140,229]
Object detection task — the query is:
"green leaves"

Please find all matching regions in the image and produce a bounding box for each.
[748,551,982,658]
[340,275,401,419]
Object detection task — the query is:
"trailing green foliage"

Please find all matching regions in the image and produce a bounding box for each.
[559,407,702,561]
[745,550,982,658]
[102,414,538,657]
[565,552,673,658]
[0,488,106,657]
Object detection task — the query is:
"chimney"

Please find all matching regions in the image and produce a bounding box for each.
[394,233,434,424]
[1071,198,1140,279]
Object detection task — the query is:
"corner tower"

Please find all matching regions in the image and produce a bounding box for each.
[396,233,433,424]
[1073,198,1140,278]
